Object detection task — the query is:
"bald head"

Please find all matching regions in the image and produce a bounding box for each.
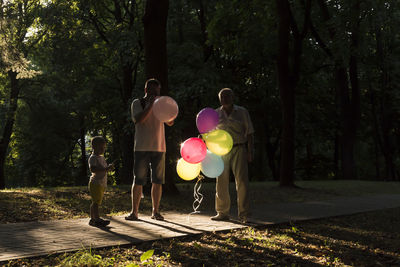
[218,88,234,107]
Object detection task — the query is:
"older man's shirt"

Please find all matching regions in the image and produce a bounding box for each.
[215,105,254,144]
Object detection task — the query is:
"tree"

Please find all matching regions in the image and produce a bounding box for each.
[143,0,178,193]
[276,0,311,186]
[0,0,42,189]
[310,0,361,179]
[366,0,400,180]
[80,0,145,184]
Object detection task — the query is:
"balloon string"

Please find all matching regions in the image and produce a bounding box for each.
[190,175,204,215]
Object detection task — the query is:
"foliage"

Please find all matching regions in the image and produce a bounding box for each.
[1,0,400,187]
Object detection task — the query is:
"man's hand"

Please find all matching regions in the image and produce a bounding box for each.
[247,150,253,163]
[165,119,174,126]
[147,95,156,106]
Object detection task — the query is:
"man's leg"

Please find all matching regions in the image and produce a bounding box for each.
[130,184,143,217]
[151,183,162,215]
[232,146,250,220]
[127,151,148,220]
[214,151,232,218]
[150,152,165,220]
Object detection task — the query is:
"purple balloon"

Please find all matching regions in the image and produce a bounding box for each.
[196,108,219,134]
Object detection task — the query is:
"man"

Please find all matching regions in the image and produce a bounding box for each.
[125,78,174,221]
[211,88,254,223]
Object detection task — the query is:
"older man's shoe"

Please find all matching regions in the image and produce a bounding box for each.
[239,216,248,224]
[210,214,230,221]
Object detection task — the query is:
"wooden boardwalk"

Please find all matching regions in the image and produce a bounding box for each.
[1,194,400,262]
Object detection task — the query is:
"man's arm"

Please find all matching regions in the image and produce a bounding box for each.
[132,96,155,124]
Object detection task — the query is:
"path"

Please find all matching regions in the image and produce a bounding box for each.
[1,194,400,262]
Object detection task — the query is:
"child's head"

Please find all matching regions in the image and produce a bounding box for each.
[91,136,106,155]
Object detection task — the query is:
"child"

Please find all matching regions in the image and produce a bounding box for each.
[88,136,114,227]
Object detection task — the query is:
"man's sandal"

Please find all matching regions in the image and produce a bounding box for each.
[125,213,139,221]
[151,213,164,221]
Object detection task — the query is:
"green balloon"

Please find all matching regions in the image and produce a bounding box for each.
[202,129,233,156]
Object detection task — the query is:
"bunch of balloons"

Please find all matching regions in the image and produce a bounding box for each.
[176,107,233,181]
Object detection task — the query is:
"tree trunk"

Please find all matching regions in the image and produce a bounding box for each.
[143,0,169,90]
[314,0,360,180]
[0,71,20,189]
[370,89,382,180]
[197,0,212,62]
[276,0,310,186]
[265,126,280,181]
[276,0,295,187]
[79,115,87,184]
[336,65,357,180]
[374,16,398,181]
[119,63,135,184]
[340,0,361,180]
[143,0,178,194]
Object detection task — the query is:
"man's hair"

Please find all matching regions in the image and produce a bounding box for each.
[91,136,106,149]
[145,78,161,92]
[218,88,234,99]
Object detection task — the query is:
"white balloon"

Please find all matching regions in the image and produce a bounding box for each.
[152,96,179,122]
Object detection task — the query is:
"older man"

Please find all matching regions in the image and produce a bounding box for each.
[211,88,254,223]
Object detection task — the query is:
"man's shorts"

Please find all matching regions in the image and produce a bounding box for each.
[133,151,165,185]
[88,181,105,205]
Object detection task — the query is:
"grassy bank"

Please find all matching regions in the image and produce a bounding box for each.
[1,180,399,223]
[3,207,400,266]
[1,180,400,266]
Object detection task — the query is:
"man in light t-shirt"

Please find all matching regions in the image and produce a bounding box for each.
[125,78,174,221]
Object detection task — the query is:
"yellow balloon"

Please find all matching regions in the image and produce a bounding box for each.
[202,129,233,156]
[176,158,201,181]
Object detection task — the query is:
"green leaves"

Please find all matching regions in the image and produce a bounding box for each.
[140,249,154,263]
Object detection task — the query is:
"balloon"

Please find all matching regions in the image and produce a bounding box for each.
[201,150,224,178]
[202,129,233,156]
[176,158,201,181]
[153,96,179,122]
[196,108,219,134]
[180,137,207,164]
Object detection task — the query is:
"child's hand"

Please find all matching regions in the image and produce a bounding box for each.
[106,163,115,171]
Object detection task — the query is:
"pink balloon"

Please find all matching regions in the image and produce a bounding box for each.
[153,96,179,122]
[180,137,207,164]
[196,107,219,133]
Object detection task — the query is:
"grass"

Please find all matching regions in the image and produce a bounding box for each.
[1,180,400,266]
[1,180,400,223]
[3,207,400,266]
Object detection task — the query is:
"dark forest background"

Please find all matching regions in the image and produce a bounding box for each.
[1,0,399,190]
